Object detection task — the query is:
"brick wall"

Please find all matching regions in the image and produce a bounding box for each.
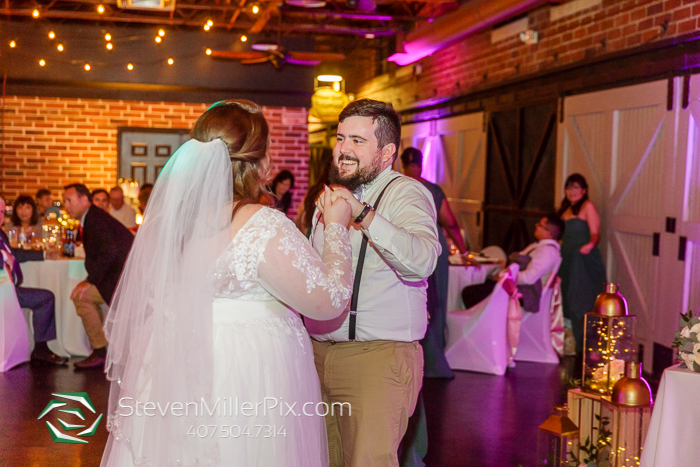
[0,96,308,217]
[356,0,700,107]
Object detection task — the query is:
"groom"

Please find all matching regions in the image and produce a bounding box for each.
[306,99,441,467]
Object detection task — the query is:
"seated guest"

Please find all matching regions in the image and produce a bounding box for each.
[36,189,60,218]
[11,195,43,240]
[108,187,137,229]
[0,195,68,366]
[91,189,110,211]
[462,214,565,312]
[269,170,295,215]
[137,183,153,214]
[62,184,134,369]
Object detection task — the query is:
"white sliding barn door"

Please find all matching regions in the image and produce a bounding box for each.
[671,75,700,328]
[558,80,675,371]
[401,112,486,250]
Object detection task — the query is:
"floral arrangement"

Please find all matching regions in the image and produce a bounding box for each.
[591,359,626,385]
[673,310,700,372]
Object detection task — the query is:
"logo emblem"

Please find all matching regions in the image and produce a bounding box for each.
[37,392,103,444]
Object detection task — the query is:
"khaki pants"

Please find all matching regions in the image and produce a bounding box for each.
[312,340,424,467]
[72,283,107,349]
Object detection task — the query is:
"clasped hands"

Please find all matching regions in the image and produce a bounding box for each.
[316,185,368,228]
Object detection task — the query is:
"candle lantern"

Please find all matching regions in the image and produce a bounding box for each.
[583,283,637,395]
[537,405,580,466]
[42,212,62,250]
[600,361,653,467]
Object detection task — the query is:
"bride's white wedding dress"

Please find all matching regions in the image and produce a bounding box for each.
[102,206,353,467]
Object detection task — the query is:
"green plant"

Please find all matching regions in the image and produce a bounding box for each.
[569,414,612,466]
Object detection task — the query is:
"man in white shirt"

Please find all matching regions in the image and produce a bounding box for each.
[108,187,137,229]
[306,99,441,467]
[461,214,564,311]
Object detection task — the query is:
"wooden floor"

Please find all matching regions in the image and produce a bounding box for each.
[0,358,575,467]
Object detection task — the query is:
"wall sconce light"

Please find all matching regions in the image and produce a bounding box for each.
[520,29,539,45]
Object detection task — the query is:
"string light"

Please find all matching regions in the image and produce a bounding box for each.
[252,5,260,14]
[158,29,166,37]
[240,35,248,42]
[9,40,16,48]
[155,36,162,43]
[167,57,174,65]
[57,43,64,52]
[205,48,212,55]
[206,19,213,26]
[84,63,91,71]
[48,31,55,39]
[105,33,111,41]
[127,63,134,70]
[97,4,105,13]
[32,9,39,17]
[106,42,113,50]
[204,24,211,31]
[39,59,46,66]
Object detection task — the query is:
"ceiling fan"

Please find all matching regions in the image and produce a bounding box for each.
[210,45,345,69]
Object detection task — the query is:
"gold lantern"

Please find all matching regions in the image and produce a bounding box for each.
[42,211,62,250]
[583,283,637,395]
[601,361,653,467]
[537,405,580,466]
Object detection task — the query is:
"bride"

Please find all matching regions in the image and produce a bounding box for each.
[100,100,353,467]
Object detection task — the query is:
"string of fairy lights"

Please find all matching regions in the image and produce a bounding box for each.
[5,4,258,71]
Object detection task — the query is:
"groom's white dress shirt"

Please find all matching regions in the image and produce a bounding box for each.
[305,167,441,343]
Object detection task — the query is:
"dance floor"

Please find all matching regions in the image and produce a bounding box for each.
[0,359,574,467]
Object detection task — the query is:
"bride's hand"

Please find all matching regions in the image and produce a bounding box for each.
[322,186,352,227]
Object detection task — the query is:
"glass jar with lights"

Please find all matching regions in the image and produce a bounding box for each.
[583,283,638,395]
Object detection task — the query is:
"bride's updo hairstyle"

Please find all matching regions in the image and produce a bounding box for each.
[192,99,270,211]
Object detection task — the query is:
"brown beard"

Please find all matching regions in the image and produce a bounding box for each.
[328,155,382,192]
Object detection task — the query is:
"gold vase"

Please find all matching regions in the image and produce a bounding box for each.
[593,283,628,317]
[611,361,652,407]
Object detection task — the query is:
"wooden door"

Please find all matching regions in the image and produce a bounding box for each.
[670,75,700,332]
[558,80,675,371]
[401,112,486,250]
[484,102,557,253]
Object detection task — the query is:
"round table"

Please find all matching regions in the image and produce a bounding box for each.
[20,259,92,357]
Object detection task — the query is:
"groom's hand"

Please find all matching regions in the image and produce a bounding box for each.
[327,187,364,219]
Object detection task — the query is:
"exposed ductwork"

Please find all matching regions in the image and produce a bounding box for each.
[388,0,550,66]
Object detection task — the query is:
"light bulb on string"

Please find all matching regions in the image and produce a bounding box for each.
[252,5,260,14]
[105,33,111,41]
[158,29,165,37]
[9,40,16,48]
[48,31,55,39]
[84,63,91,71]
[240,35,247,42]
[155,36,162,43]
[106,42,113,50]
[97,4,105,13]
[32,9,39,18]
[205,48,212,55]
[167,57,174,65]
[204,24,210,31]
[39,59,46,67]
[127,63,134,70]
[206,19,213,26]
[57,43,64,52]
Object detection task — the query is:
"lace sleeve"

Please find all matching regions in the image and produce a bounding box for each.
[257,214,353,320]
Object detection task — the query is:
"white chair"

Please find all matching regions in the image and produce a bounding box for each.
[514,260,562,364]
[0,269,31,372]
[445,263,519,376]
[480,245,507,263]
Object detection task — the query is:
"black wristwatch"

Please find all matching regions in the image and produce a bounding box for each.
[354,203,374,223]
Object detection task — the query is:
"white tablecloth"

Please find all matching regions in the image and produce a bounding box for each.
[446,263,499,311]
[640,364,700,466]
[21,259,92,357]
